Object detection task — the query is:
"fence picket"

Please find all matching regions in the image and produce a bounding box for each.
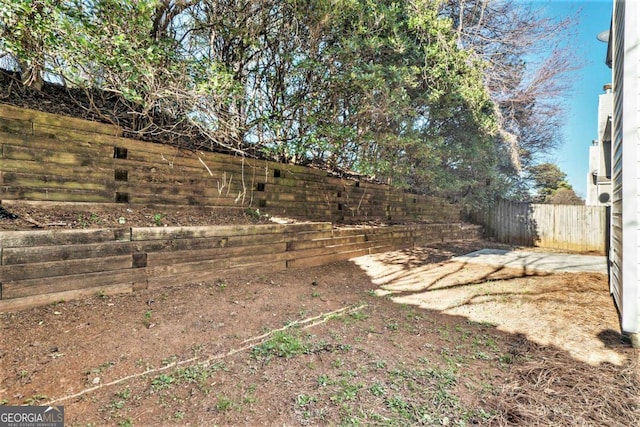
[470,201,607,254]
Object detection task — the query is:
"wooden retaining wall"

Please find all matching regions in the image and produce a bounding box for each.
[0,103,460,223]
[0,222,481,311]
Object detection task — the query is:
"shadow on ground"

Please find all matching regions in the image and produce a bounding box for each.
[352,246,627,366]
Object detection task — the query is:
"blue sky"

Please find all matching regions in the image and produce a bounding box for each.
[531,0,612,198]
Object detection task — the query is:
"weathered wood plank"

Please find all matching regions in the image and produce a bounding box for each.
[0,187,114,203]
[0,255,133,281]
[146,242,287,266]
[0,228,129,248]
[0,130,113,156]
[3,144,94,165]
[229,251,291,267]
[143,258,230,278]
[288,235,366,251]
[2,268,146,299]
[1,240,139,265]
[0,103,120,136]
[1,172,113,192]
[131,222,331,241]
[0,158,113,180]
[287,248,371,269]
[0,117,32,135]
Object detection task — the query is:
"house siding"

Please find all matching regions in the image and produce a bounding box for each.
[610,0,624,314]
[611,0,640,337]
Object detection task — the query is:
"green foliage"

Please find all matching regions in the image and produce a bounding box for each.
[0,0,519,206]
[528,162,582,204]
[251,330,308,361]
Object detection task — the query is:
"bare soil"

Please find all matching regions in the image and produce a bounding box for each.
[1,232,638,426]
[0,201,272,231]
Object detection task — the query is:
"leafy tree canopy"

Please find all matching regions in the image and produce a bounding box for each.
[528,162,583,205]
[0,0,578,208]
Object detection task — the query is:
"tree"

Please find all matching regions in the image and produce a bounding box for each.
[528,162,582,204]
[546,187,584,205]
[440,0,580,188]
[0,0,61,90]
[3,0,572,209]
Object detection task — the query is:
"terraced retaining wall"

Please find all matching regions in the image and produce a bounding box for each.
[0,222,481,311]
[0,103,460,223]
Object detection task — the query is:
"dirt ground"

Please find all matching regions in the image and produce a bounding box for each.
[0,201,273,231]
[1,230,638,426]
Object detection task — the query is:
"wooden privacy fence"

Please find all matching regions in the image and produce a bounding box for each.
[0,103,460,224]
[470,199,608,253]
[0,222,481,311]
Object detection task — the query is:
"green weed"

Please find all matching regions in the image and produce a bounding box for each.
[251,330,308,361]
[151,374,175,390]
[295,393,318,407]
[215,395,233,412]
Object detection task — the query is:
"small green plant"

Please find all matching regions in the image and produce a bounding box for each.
[153,213,163,226]
[17,370,29,379]
[244,207,261,220]
[499,354,513,364]
[243,384,257,404]
[251,330,308,361]
[176,365,209,384]
[311,291,321,298]
[330,380,362,402]
[77,214,88,228]
[24,394,48,405]
[349,311,369,321]
[174,411,185,420]
[118,418,133,427]
[151,374,175,390]
[385,395,412,417]
[115,388,131,400]
[474,351,491,360]
[295,393,318,407]
[76,212,102,227]
[369,382,386,397]
[143,310,153,328]
[317,374,330,386]
[215,395,233,412]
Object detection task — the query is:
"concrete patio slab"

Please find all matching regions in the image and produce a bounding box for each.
[452,248,608,275]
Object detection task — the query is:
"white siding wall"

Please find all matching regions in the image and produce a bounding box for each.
[611,0,640,335]
[586,143,599,205]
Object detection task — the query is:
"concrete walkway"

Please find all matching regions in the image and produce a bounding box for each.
[452,248,608,275]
